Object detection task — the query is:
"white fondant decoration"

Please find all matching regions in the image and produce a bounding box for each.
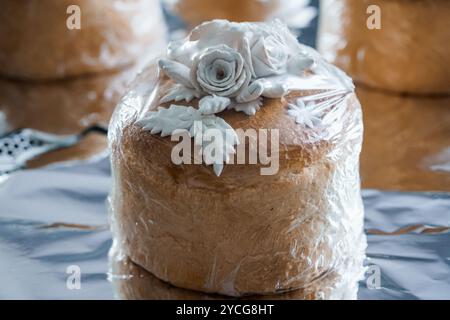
[192,44,252,98]
[287,98,322,129]
[139,104,238,176]
[229,98,263,116]
[158,59,194,89]
[236,81,264,103]
[251,35,289,78]
[138,20,355,176]
[160,84,201,103]
[161,19,315,112]
[199,95,231,115]
[189,116,238,176]
[137,105,202,137]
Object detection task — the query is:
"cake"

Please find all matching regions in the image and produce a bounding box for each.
[109,20,366,297]
[0,64,143,134]
[0,63,145,167]
[167,0,279,27]
[318,0,450,95]
[0,0,166,80]
[357,86,450,192]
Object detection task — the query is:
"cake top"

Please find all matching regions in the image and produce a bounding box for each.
[120,20,357,176]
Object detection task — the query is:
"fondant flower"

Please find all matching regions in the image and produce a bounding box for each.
[159,19,318,114]
[287,98,322,128]
[251,35,289,78]
[190,45,252,98]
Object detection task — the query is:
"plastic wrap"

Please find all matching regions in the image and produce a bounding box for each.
[108,20,366,297]
[317,0,450,95]
[0,0,166,80]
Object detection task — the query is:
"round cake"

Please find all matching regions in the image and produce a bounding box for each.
[0,62,145,167]
[0,0,166,80]
[167,0,279,27]
[318,0,450,95]
[109,20,366,297]
[0,64,141,134]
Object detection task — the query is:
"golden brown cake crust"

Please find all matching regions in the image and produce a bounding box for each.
[318,0,450,95]
[173,0,279,27]
[0,0,165,80]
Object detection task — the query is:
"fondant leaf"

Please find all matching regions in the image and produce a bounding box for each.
[189,115,238,175]
[160,84,201,103]
[229,98,263,116]
[138,104,238,176]
[138,105,201,137]
[159,59,194,89]
[236,81,264,103]
[198,95,231,115]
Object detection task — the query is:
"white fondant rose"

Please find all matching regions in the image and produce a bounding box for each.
[190,45,252,98]
[251,35,289,78]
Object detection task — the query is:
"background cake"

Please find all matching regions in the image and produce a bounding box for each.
[166,0,280,26]
[0,0,166,80]
[358,87,450,192]
[318,0,450,95]
[0,66,140,167]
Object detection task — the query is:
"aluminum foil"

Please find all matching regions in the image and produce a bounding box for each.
[0,155,448,299]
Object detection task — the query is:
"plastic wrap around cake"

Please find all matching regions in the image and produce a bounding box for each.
[108,20,367,297]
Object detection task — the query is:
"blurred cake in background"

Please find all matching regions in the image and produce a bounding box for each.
[0,0,167,168]
[318,0,450,95]
[0,64,150,168]
[168,0,279,24]
[164,0,317,31]
[0,0,166,80]
[359,87,450,192]
[317,0,450,191]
